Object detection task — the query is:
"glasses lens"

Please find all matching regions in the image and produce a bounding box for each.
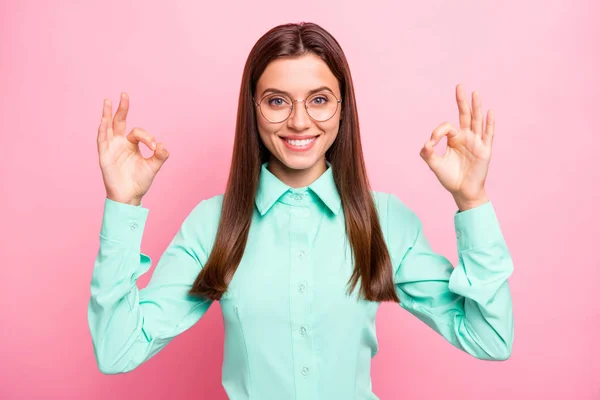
[258,92,340,122]
[260,94,292,123]
[306,92,339,121]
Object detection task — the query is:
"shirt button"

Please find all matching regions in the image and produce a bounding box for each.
[298,283,306,293]
[300,326,307,336]
[456,230,461,238]
[301,366,309,376]
[297,250,305,259]
[130,222,139,231]
[293,194,302,201]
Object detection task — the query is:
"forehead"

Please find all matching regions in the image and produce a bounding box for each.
[256,53,339,96]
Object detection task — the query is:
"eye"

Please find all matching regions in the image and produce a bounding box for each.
[310,95,329,106]
[267,96,288,107]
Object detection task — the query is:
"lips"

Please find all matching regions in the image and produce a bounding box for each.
[280,135,319,140]
[280,135,319,152]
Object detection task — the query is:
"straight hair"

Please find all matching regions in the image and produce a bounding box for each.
[189,22,400,303]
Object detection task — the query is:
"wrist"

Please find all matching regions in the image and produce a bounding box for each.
[454,194,489,212]
[106,193,142,206]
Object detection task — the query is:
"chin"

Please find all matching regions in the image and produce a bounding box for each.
[278,156,320,171]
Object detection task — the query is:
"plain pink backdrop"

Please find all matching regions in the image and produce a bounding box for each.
[1,0,598,399]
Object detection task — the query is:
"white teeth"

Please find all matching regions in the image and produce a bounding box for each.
[284,137,316,147]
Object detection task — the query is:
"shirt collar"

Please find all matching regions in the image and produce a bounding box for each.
[255,160,342,216]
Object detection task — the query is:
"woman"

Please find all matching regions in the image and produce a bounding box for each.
[89,22,514,399]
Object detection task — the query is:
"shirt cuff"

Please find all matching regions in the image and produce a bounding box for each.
[454,201,504,250]
[100,197,149,248]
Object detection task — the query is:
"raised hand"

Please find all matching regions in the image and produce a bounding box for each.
[419,84,494,211]
[97,93,169,206]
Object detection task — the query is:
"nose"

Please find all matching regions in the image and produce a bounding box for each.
[287,99,311,130]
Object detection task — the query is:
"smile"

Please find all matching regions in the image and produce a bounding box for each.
[280,136,319,151]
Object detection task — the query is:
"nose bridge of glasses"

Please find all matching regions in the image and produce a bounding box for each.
[291,98,309,112]
[289,98,310,119]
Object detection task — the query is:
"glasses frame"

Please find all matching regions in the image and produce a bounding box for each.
[253,91,342,123]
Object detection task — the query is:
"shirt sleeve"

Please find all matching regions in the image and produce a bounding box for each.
[387,193,514,361]
[87,198,215,374]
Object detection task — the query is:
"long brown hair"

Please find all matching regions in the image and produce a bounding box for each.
[189,22,399,303]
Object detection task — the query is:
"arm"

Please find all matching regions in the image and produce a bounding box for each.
[87,198,215,374]
[388,193,514,360]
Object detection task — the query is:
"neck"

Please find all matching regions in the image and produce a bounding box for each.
[267,157,327,188]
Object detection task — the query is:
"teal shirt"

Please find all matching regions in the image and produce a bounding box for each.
[88,161,514,399]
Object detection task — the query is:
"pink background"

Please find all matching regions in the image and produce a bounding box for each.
[1,0,599,398]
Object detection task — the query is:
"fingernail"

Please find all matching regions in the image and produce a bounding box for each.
[152,142,156,150]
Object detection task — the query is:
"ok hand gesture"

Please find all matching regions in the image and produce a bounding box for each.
[420,84,494,211]
[97,93,169,206]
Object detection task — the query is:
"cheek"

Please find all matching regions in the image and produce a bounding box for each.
[320,121,340,143]
[324,133,338,150]
[257,129,271,150]
[256,114,275,138]
[256,123,281,153]
[257,107,287,135]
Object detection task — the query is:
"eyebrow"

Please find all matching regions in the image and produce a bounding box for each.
[260,86,335,98]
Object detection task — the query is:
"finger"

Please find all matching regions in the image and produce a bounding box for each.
[430,121,460,146]
[471,90,483,138]
[147,142,170,173]
[113,92,130,136]
[103,99,114,141]
[97,115,108,151]
[483,109,495,147]
[419,139,440,168]
[126,127,157,151]
[456,84,472,131]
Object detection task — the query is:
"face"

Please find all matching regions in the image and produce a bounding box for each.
[254,52,342,186]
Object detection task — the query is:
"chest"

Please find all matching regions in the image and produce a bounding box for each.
[220,204,379,331]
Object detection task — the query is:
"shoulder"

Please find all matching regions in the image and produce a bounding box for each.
[188,193,225,219]
[370,190,422,258]
[370,190,420,227]
[369,191,423,273]
[179,193,225,251]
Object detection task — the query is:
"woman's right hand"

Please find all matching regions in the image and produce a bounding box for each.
[97,93,169,206]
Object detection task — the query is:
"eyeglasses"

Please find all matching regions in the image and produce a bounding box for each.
[253,91,342,123]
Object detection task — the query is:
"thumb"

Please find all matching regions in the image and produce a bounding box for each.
[147,142,170,173]
[419,140,440,168]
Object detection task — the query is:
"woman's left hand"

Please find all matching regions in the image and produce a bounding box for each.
[420,84,494,212]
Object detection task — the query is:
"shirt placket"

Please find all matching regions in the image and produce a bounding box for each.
[288,191,317,399]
